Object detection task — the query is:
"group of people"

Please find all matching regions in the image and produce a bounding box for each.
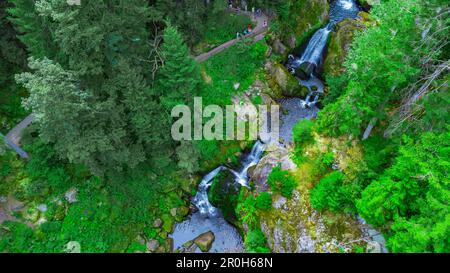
[230,3,267,39]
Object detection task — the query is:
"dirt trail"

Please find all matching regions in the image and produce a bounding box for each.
[195,10,268,63]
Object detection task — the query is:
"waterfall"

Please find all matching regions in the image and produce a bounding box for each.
[192,140,265,216]
[286,0,360,108]
[299,25,333,68]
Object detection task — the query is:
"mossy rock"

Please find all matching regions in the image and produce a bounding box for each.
[274,0,329,50]
[194,231,215,252]
[161,214,175,233]
[266,62,308,98]
[324,18,365,77]
[208,171,241,226]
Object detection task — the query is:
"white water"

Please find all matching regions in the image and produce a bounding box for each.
[299,26,333,67]
[192,140,265,216]
[172,141,266,252]
[286,0,360,107]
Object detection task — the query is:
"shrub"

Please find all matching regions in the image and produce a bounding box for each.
[310,171,353,212]
[244,228,270,253]
[255,192,272,210]
[267,166,297,198]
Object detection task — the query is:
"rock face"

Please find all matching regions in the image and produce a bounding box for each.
[193,231,215,252]
[250,144,296,193]
[272,0,329,50]
[266,62,308,98]
[323,17,366,77]
[146,239,160,252]
[251,139,385,253]
[64,188,78,203]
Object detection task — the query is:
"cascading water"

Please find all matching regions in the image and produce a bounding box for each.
[286,0,360,108]
[170,141,266,252]
[191,141,265,217]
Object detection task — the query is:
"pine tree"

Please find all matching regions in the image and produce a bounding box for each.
[157,23,201,110]
[7,0,55,58]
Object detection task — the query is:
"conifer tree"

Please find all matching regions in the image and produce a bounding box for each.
[157,24,201,110]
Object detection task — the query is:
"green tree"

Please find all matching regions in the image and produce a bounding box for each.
[157,23,201,110]
[7,0,55,58]
[357,130,449,252]
[316,0,422,137]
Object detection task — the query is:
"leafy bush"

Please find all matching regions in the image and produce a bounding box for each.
[244,228,270,253]
[267,166,297,198]
[236,195,258,228]
[255,192,272,210]
[310,171,353,213]
[292,119,315,164]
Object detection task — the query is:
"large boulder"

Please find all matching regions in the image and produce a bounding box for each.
[323,13,372,77]
[266,62,308,98]
[194,231,215,252]
[250,144,295,193]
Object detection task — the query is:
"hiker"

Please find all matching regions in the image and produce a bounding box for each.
[263,20,268,28]
[248,24,252,33]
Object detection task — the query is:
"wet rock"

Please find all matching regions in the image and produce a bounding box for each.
[182,240,194,248]
[166,238,174,252]
[366,241,383,253]
[37,204,47,212]
[153,218,162,228]
[250,145,295,192]
[146,239,160,252]
[64,188,78,203]
[189,204,198,214]
[194,231,215,252]
[266,62,308,98]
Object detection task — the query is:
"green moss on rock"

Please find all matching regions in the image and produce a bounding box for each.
[324,18,365,77]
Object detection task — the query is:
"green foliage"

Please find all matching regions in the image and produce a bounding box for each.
[317,0,422,137]
[310,171,353,213]
[291,119,315,164]
[0,1,28,130]
[244,228,270,253]
[255,192,272,210]
[196,11,252,54]
[7,0,55,59]
[236,195,258,228]
[356,130,449,252]
[157,23,201,110]
[200,40,267,106]
[267,165,297,198]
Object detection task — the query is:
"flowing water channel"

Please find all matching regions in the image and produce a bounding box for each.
[170,0,362,253]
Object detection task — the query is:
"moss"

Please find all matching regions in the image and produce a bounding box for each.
[324,19,365,77]
[161,214,175,233]
[266,62,308,98]
[272,0,329,49]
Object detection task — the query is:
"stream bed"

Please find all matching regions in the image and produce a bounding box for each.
[170,0,366,253]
